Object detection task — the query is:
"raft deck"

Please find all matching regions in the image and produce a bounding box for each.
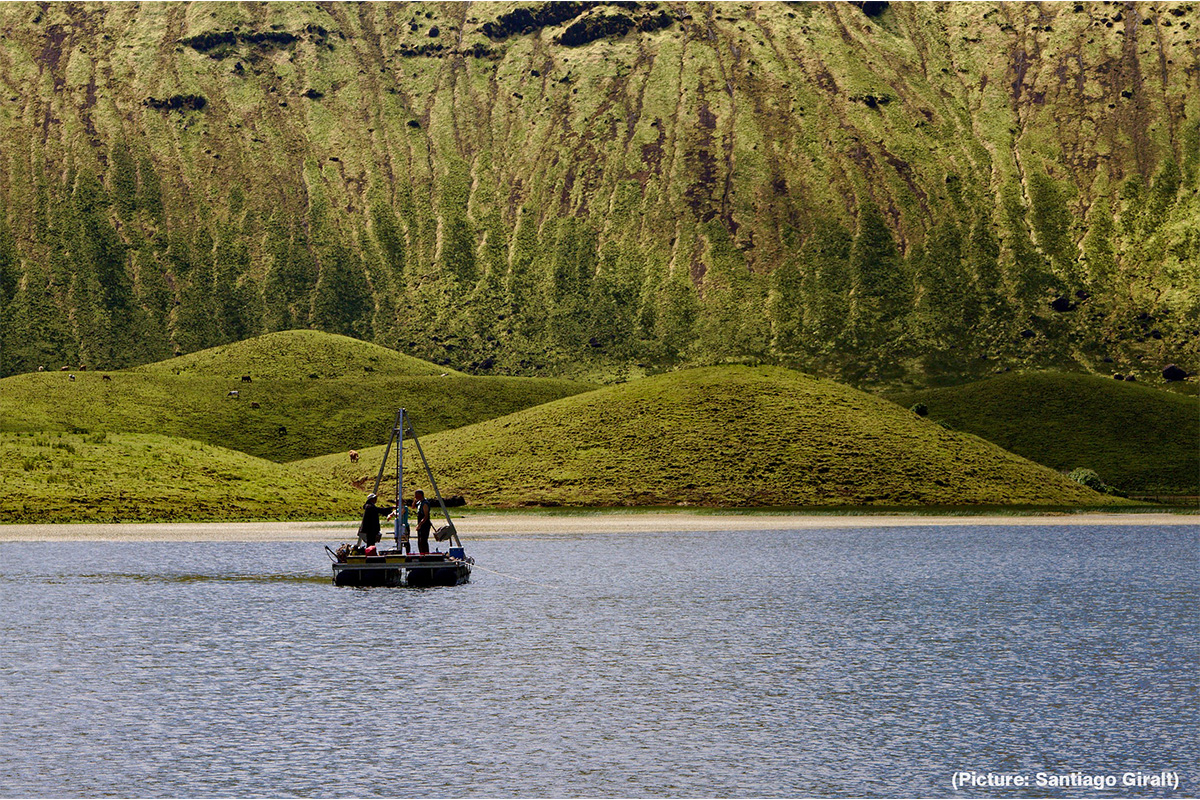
[331,548,471,587]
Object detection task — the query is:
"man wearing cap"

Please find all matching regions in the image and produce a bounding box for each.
[357,493,395,550]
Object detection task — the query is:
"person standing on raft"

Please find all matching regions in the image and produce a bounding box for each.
[395,499,411,554]
[357,493,395,551]
[413,490,432,554]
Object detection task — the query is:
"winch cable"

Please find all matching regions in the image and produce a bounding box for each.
[447,557,565,591]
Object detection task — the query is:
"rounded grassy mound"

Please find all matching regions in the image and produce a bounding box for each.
[136,330,463,380]
[889,372,1199,496]
[1,361,590,463]
[305,366,1125,508]
[0,431,360,524]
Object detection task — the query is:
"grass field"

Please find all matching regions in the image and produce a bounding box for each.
[0,430,359,523]
[888,373,1200,496]
[5,335,1172,521]
[297,366,1126,509]
[0,332,593,462]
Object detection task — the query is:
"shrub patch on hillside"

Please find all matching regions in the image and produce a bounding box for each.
[181,30,299,53]
[144,94,207,112]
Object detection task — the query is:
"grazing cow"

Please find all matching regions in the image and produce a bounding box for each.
[69,374,76,382]
[227,389,239,398]
[250,401,260,409]
[241,375,252,383]
[101,375,112,382]
[349,450,359,464]
[37,366,45,372]
[61,366,69,371]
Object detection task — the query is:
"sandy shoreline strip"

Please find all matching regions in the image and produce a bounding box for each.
[0,511,1193,542]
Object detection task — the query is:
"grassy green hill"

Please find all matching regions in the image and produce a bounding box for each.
[297,366,1125,508]
[136,329,464,379]
[0,331,593,462]
[889,373,1200,497]
[0,430,359,523]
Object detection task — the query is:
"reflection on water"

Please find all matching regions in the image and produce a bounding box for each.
[0,526,1196,798]
[72,573,333,585]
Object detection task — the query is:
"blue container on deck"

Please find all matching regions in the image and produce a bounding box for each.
[449,547,466,560]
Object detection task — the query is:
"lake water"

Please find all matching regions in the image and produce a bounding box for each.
[0,524,1196,798]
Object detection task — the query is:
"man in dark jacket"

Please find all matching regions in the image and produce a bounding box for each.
[414,490,432,554]
[358,493,395,548]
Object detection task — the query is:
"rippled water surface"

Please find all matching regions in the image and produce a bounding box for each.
[0,525,1196,797]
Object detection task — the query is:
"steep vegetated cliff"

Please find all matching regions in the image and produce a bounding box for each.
[0,1,1195,386]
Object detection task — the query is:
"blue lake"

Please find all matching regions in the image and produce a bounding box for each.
[0,524,1196,797]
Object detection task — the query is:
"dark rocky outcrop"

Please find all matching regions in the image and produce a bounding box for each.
[850,1,890,18]
[398,42,446,58]
[560,13,635,46]
[851,93,892,108]
[242,31,299,48]
[637,10,674,33]
[143,94,207,111]
[181,30,298,53]
[460,43,499,59]
[1162,364,1189,381]
[481,2,597,40]
[180,30,236,52]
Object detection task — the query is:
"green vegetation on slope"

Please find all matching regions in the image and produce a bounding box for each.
[0,3,1195,386]
[0,331,593,462]
[0,430,359,523]
[889,373,1200,496]
[297,366,1125,508]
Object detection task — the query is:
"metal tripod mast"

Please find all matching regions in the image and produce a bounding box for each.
[396,408,404,542]
[405,419,462,549]
[371,408,403,499]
